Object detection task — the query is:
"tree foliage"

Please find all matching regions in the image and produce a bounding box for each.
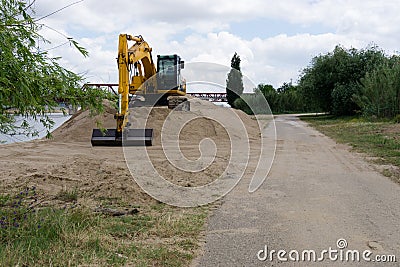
[233,89,272,115]
[230,44,399,119]
[298,45,387,115]
[255,83,305,114]
[256,84,278,112]
[234,83,306,115]
[0,0,109,137]
[226,52,244,107]
[354,56,400,118]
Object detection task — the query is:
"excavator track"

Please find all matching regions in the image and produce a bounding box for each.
[167,96,190,111]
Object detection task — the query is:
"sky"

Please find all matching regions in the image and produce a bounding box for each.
[32,0,400,92]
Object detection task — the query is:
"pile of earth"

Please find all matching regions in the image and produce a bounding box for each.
[0,98,262,209]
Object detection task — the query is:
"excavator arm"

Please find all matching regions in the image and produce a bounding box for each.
[91,34,155,146]
[116,34,157,132]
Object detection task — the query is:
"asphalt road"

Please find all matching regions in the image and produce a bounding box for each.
[194,115,400,266]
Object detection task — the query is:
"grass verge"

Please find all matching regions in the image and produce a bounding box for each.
[0,188,208,266]
[301,115,400,183]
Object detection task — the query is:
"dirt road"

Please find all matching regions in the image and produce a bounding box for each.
[195,115,400,266]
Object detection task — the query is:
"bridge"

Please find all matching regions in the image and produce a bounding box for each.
[84,83,228,102]
[187,93,227,102]
[83,83,118,95]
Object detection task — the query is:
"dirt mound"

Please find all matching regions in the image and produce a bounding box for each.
[52,100,117,142]
[0,98,263,209]
[52,98,260,145]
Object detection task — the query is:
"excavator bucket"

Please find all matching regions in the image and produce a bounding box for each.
[91,128,153,146]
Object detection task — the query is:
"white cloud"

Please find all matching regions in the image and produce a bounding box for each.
[32,0,400,88]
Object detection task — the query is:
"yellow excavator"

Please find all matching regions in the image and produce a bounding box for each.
[91,34,188,146]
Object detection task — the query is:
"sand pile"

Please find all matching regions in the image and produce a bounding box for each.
[52,98,259,145]
[51,100,117,142]
[0,98,262,208]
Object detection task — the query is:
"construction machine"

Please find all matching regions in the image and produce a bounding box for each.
[91,34,189,146]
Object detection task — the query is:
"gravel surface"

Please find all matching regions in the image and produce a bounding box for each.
[195,115,400,267]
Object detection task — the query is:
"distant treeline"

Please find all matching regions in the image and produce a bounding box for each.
[234,45,400,118]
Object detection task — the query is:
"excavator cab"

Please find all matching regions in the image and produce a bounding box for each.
[157,54,185,92]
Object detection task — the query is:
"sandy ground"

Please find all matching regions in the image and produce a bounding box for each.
[0,99,261,210]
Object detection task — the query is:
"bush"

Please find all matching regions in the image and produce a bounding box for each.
[234,93,271,115]
[298,45,388,114]
[233,97,252,115]
[393,114,400,123]
[331,83,360,116]
[355,61,400,118]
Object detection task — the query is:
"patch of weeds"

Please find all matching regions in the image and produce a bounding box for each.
[129,243,192,267]
[142,245,192,266]
[0,187,101,266]
[0,187,209,266]
[106,214,154,238]
[0,186,38,235]
[392,114,400,123]
[55,188,78,202]
[177,239,198,251]
[0,194,10,207]
[96,196,125,209]
[0,187,57,264]
[151,207,208,238]
[151,202,167,211]
[382,169,393,177]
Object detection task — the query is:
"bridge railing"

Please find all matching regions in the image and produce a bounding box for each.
[82,84,228,102]
[187,93,227,102]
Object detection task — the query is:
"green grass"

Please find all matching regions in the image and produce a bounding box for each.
[55,188,79,202]
[301,115,400,182]
[0,188,209,266]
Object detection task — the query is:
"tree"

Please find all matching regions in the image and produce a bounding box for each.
[331,82,361,116]
[298,45,387,115]
[354,56,400,118]
[233,91,270,115]
[276,83,303,113]
[226,52,244,107]
[256,83,305,114]
[256,84,278,112]
[0,0,109,137]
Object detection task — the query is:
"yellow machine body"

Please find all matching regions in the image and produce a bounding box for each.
[91,34,187,146]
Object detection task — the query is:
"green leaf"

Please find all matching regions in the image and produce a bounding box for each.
[0,0,106,139]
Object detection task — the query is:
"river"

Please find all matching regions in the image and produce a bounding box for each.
[0,114,71,144]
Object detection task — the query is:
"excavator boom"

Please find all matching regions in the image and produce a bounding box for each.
[91,34,154,146]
